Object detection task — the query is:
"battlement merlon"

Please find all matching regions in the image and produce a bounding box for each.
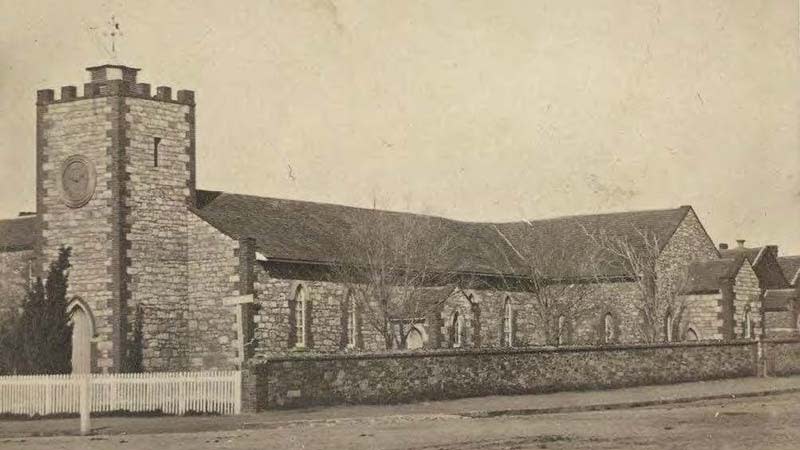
[36,65,194,106]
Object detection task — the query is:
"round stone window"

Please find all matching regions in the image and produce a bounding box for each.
[59,155,97,208]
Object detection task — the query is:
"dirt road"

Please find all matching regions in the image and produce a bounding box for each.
[1,393,797,449]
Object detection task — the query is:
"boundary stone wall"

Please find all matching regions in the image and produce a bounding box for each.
[763,338,800,376]
[243,340,758,410]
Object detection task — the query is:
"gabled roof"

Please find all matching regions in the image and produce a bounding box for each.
[720,247,763,265]
[778,256,800,286]
[682,257,744,294]
[194,190,520,275]
[0,215,38,251]
[491,206,692,279]
[195,189,692,279]
[721,245,788,289]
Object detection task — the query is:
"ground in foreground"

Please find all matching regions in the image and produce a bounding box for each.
[1,393,797,450]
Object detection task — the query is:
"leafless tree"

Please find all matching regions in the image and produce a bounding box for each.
[329,210,463,350]
[491,223,605,346]
[584,225,692,343]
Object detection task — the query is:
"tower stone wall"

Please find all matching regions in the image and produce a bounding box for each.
[124,94,194,371]
[37,92,119,372]
[35,65,195,372]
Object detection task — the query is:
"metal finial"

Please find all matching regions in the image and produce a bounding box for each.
[103,15,123,59]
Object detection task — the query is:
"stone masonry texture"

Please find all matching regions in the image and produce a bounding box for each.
[124,97,193,371]
[251,267,387,356]
[732,261,762,338]
[34,76,197,373]
[38,96,119,372]
[683,293,724,340]
[763,339,800,376]
[246,341,757,409]
[186,213,239,370]
[656,208,721,336]
[765,310,798,336]
[6,68,777,380]
[245,208,720,359]
[656,209,719,280]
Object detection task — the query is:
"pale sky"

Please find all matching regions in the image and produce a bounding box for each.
[1,1,798,253]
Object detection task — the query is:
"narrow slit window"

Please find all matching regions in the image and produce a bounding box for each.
[347,295,357,348]
[27,261,33,289]
[153,137,161,167]
[295,286,306,348]
[503,297,513,347]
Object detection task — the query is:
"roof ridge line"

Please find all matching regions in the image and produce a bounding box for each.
[485,206,689,226]
[199,188,689,227]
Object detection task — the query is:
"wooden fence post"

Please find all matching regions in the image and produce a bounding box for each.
[234,370,242,415]
[79,375,91,436]
[111,379,118,411]
[179,377,186,415]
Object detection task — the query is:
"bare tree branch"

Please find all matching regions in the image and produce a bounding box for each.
[583,223,692,342]
[329,209,461,349]
[488,222,605,346]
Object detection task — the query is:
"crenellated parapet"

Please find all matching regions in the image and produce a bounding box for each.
[36,65,194,106]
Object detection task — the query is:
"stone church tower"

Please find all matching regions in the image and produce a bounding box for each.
[1,63,744,379]
[36,65,196,372]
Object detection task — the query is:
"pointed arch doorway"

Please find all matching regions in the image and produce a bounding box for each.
[68,299,95,374]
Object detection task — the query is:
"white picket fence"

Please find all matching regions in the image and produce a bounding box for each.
[0,371,241,417]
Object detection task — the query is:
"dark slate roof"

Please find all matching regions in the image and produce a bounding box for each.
[778,256,800,286]
[195,190,691,278]
[0,215,38,251]
[492,206,692,278]
[719,247,763,265]
[682,257,743,294]
[194,190,520,275]
[763,289,797,311]
[721,246,788,289]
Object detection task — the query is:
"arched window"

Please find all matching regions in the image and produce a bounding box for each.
[744,309,752,339]
[685,328,699,341]
[665,312,674,342]
[452,311,463,347]
[406,327,424,350]
[603,313,615,344]
[557,315,566,346]
[347,292,358,348]
[503,297,514,347]
[294,285,307,348]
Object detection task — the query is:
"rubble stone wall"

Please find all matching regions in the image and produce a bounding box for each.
[124,97,193,371]
[245,340,757,410]
[186,213,239,370]
[732,262,762,338]
[682,293,724,340]
[37,96,119,372]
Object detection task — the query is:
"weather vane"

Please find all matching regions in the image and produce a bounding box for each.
[103,15,123,60]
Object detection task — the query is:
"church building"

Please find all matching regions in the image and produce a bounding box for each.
[0,65,793,374]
